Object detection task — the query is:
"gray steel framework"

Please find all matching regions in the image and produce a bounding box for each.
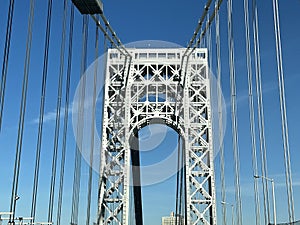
[97,48,216,225]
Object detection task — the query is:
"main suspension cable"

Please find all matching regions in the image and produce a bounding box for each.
[9,0,35,223]
[56,3,74,225]
[272,0,295,222]
[184,0,213,55]
[227,0,243,224]
[0,0,15,131]
[180,0,223,89]
[187,0,223,58]
[97,13,131,57]
[90,15,130,59]
[243,0,261,224]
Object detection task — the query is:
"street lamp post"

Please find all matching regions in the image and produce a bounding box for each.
[221,201,234,225]
[11,194,20,225]
[254,175,277,225]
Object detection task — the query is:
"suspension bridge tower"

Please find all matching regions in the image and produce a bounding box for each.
[97,47,216,225]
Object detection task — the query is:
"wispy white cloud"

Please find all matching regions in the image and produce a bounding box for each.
[31,106,70,124]
[30,96,100,125]
[32,110,59,124]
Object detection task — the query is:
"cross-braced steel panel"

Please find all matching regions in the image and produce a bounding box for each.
[97,48,216,225]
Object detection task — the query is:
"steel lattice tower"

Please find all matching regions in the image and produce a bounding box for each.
[97,48,216,225]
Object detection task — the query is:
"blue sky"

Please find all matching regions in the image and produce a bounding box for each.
[0,0,300,225]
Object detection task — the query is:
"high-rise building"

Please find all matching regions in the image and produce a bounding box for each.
[162,212,183,225]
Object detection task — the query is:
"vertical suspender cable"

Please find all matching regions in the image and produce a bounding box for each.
[56,3,74,225]
[227,0,243,224]
[86,16,99,225]
[182,138,187,225]
[272,0,295,222]
[175,135,188,225]
[179,137,183,225]
[0,0,15,131]
[30,0,53,222]
[175,135,181,225]
[9,0,35,223]
[71,15,89,225]
[215,1,227,225]
[252,0,270,224]
[48,0,66,222]
[175,136,184,225]
[243,0,261,225]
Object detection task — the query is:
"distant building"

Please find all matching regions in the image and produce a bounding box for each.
[162,212,184,225]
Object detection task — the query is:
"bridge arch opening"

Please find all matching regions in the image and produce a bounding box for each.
[129,118,186,225]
